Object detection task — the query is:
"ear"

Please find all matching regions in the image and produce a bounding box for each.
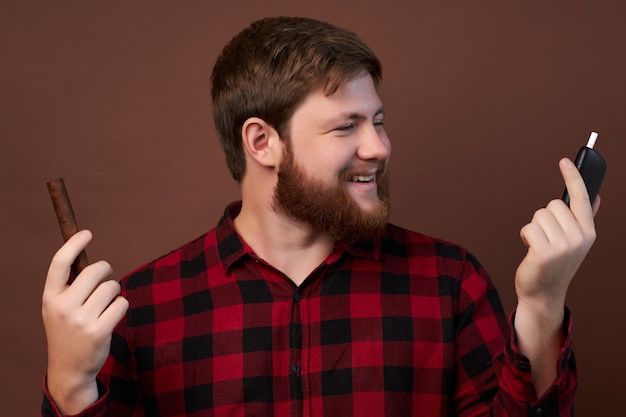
[241,117,282,168]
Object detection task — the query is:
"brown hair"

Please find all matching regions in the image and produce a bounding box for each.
[211,16,382,182]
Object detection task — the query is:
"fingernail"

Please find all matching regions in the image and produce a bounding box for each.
[561,158,574,169]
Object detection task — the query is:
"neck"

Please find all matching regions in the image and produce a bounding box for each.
[233,198,335,286]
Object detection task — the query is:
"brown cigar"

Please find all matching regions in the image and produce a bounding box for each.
[47,178,89,283]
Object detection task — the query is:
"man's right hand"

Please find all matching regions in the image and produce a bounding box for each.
[42,230,129,415]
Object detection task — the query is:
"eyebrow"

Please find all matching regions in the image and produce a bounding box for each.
[347,107,385,120]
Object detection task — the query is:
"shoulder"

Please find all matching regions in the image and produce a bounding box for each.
[121,228,218,292]
[379,224,494,301]
[381,223,471,261]
[379,224,487,280]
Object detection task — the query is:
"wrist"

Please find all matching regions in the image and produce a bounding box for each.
[515,295,566,328]
[514,299,566,352]
[47,372,99,415]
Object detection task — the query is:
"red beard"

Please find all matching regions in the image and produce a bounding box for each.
[273,147,390,243]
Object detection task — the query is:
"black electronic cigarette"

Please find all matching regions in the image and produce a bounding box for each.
[562,132,606,206]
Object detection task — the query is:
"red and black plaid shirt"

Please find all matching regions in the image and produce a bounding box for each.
[43,201,577,416]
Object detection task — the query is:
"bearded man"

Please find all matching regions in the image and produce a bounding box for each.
[42,16,597,417]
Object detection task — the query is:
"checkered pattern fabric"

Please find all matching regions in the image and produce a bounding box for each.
[42,201,576,416]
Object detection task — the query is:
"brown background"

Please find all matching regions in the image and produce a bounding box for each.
[1,1,625,415]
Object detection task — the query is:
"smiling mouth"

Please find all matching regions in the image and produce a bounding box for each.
[349,174,375,183]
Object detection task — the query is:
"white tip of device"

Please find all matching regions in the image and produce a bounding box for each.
[587,131,598,149]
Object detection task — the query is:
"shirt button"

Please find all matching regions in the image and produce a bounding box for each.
[535,406,543,416]
[517,360,530,372]
[293,292,301,302]
[291,364,301,374]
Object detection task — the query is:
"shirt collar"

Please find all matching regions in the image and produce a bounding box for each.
[216,201,381,273]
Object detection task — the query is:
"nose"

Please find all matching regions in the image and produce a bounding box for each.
[357,125,391,162]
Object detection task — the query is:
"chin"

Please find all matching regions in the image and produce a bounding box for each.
[355,202,378,214]
[349,194,382,211]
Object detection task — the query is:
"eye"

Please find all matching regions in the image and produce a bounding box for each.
[335,123,355,132]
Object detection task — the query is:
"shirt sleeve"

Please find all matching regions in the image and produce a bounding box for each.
[452,251,577,417]
[41,377,110,417]
[492,308,577,416]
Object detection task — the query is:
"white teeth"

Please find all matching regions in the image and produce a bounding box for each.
[350,175,375,182]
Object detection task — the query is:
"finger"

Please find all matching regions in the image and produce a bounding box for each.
[559,158,595,230]
[592,194,601,216]
[64,261,115,309]
[80,279,122,320]
[97,296,129,334]
[529,205,571,247]
[544,199,583,240]
[45,230,93,295]
[520,222,550,251]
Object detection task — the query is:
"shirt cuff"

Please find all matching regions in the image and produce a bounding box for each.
[41,374,109,417]
[502,306,576,403]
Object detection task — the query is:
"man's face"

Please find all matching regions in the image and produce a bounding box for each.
[273,74,391,243]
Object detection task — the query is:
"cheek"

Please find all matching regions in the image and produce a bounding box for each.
[295,147,353,180]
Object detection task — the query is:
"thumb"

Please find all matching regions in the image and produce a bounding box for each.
[44,230,93,295]
[559,158,595,230]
